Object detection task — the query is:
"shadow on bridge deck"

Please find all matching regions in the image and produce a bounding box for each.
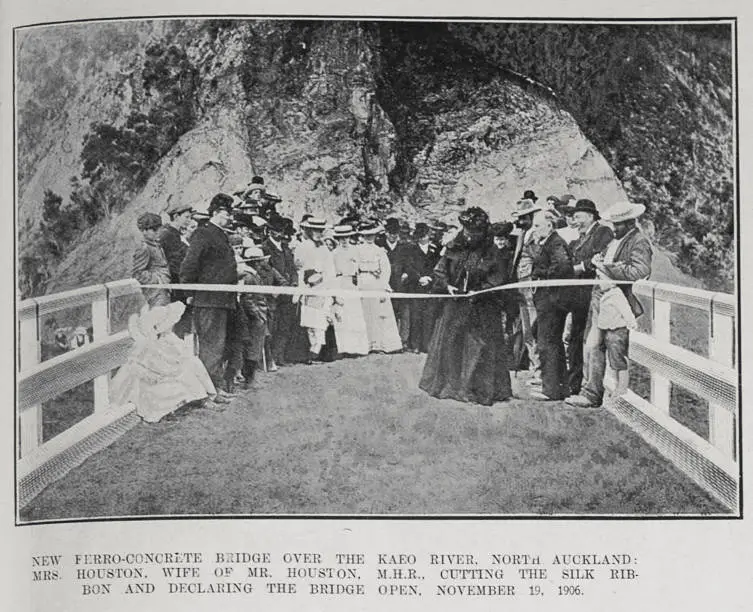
[21,353,727,521]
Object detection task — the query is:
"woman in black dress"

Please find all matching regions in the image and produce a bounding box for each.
[419,207,513,405]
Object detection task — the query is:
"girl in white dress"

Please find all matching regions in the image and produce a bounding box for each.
[356,221,403,353]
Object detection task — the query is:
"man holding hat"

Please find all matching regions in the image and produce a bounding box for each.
[564,199,614,396]
[180,193,238,398]
[566,201,652,408]
[133,212,171,308]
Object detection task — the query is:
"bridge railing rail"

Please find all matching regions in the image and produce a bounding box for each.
[16,279,739,511]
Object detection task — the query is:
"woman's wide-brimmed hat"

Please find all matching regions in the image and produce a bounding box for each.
[300,216,328,230]
[333,224,355,238]
[358,220,383,235]
[602,201,646,223]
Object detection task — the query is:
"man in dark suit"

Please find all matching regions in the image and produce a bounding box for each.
[564,199,614,395]
[399,223,441,352]
[528,211,574,401]
[158,202,194,337]
[261,216,298,366]
[180,193,238,398]
[566,201,653,408]
[381,217,412,347]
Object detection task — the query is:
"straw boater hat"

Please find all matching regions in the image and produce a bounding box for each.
[240,246,270,262]
[358,220,383,235]
[511,198,542,218]
[300,216,328,230]
[602,201,646,223]
[333,224,355,238]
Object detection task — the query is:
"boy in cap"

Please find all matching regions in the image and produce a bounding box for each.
[134,212,171,308]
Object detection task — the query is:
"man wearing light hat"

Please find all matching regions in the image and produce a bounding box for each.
[566,201,652,408]
[294,217,337,363]
[509,198,543,379]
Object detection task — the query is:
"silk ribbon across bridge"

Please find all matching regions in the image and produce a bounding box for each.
[15,278,739,516]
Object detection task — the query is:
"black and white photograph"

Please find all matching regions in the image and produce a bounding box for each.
[14,16,739,522]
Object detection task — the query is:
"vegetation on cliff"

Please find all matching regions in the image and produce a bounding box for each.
[16,20,734,297]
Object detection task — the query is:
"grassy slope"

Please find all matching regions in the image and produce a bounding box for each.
[23,353,725,521]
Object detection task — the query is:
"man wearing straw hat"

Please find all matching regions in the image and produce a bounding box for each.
[509,198,543,380]
[566,201,653,408]
[294,217,337,363]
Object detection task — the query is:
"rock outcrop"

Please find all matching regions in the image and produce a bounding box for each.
[16,20,732,294]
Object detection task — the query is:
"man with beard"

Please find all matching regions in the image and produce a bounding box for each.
[262,216,298,367]
[563,199,614,396]
[566,201,652,409]
[180,193,238,400]
[527,211,574,401]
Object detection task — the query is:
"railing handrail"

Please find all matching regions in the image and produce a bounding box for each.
[17,279,735,325]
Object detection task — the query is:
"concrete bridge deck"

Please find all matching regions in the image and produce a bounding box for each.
[20,352,727,521]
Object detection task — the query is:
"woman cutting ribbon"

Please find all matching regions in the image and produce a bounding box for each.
[419,207,513,405]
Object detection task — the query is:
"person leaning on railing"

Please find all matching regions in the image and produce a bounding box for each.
[133,212,171,308]
[566,201,653,409]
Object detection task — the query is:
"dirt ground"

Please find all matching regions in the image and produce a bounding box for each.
[21,353,726,521]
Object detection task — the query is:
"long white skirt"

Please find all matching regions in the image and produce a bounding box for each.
[332,277,369,355]
[358,274,402,353]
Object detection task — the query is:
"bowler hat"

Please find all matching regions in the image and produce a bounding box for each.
[570,199,600,219]
[208,193,234,215]
[384,218,401,233]
[523,190,538,202]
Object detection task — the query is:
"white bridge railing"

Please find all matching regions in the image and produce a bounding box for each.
[16,280,739,511]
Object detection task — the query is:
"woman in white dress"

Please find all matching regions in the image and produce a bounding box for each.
[356,220,403,353]
[331,225,370,356]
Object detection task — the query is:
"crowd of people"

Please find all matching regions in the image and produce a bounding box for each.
[128,178,653,415]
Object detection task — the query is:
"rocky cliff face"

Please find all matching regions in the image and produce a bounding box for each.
[16,20,732,295]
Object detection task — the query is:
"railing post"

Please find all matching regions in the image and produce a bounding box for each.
[650,293,671,413]
[708,296,736,459]
[91,286,111,413]
[18,299,42,457]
